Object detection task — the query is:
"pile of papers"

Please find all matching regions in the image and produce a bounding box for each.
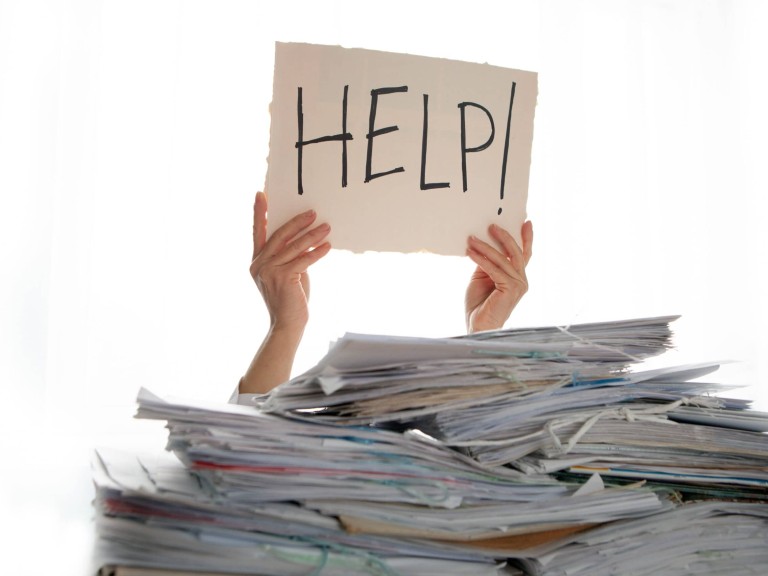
[92,316,768,575]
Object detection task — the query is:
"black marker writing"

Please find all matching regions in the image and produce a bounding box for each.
[498,82,517,215]
[365,86,408,183]
[295,85,353,195]
[420,93,450,191]
[295,82,521,218]
[458,101,495,193]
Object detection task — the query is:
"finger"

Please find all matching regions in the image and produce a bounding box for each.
[277,240,332,277]
[521,220,533,266]
[259,208,318,260]
[271,222,331,267]
[466,250,498,284]
[489,224,527,271]
[254,221,331,275]
[252,191,268,261]
[466,241,523,288]
[298,241,332,268]
[468,233,523,281]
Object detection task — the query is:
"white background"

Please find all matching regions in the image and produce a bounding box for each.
[1,1,766,574]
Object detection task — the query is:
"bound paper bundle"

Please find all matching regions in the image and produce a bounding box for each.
[92,316,768,575]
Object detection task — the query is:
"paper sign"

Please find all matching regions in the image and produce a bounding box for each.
[265,42,537,255]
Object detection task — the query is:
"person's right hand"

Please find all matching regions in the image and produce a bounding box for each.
[249,191,331,334]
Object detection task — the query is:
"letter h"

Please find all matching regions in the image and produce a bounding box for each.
[295,85,353,195]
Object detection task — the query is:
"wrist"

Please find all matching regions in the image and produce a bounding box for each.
[266,320,306,347]
[267,305,308,335]
[240,322,305,395]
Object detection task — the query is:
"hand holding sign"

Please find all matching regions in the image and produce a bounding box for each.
[465,220,534,334]
[241,191,331,394]
[249,191,331,332]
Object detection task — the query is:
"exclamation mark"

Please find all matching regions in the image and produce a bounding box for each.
[498,81,517,215]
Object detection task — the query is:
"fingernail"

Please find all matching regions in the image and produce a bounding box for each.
[303,209,315,218]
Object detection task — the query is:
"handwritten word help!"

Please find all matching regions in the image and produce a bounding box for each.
[295,83,517,215]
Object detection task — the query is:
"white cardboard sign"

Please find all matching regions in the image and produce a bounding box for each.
[265,42,537,255]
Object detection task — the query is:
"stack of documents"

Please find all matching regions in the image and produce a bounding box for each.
[261,316,681,425]
[92,447,520,576]
[92,316,768,575]
[515,500,768,575]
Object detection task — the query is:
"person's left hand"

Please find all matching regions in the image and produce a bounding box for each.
[465,221,533,333]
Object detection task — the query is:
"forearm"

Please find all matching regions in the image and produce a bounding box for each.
[239,324,304,394]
